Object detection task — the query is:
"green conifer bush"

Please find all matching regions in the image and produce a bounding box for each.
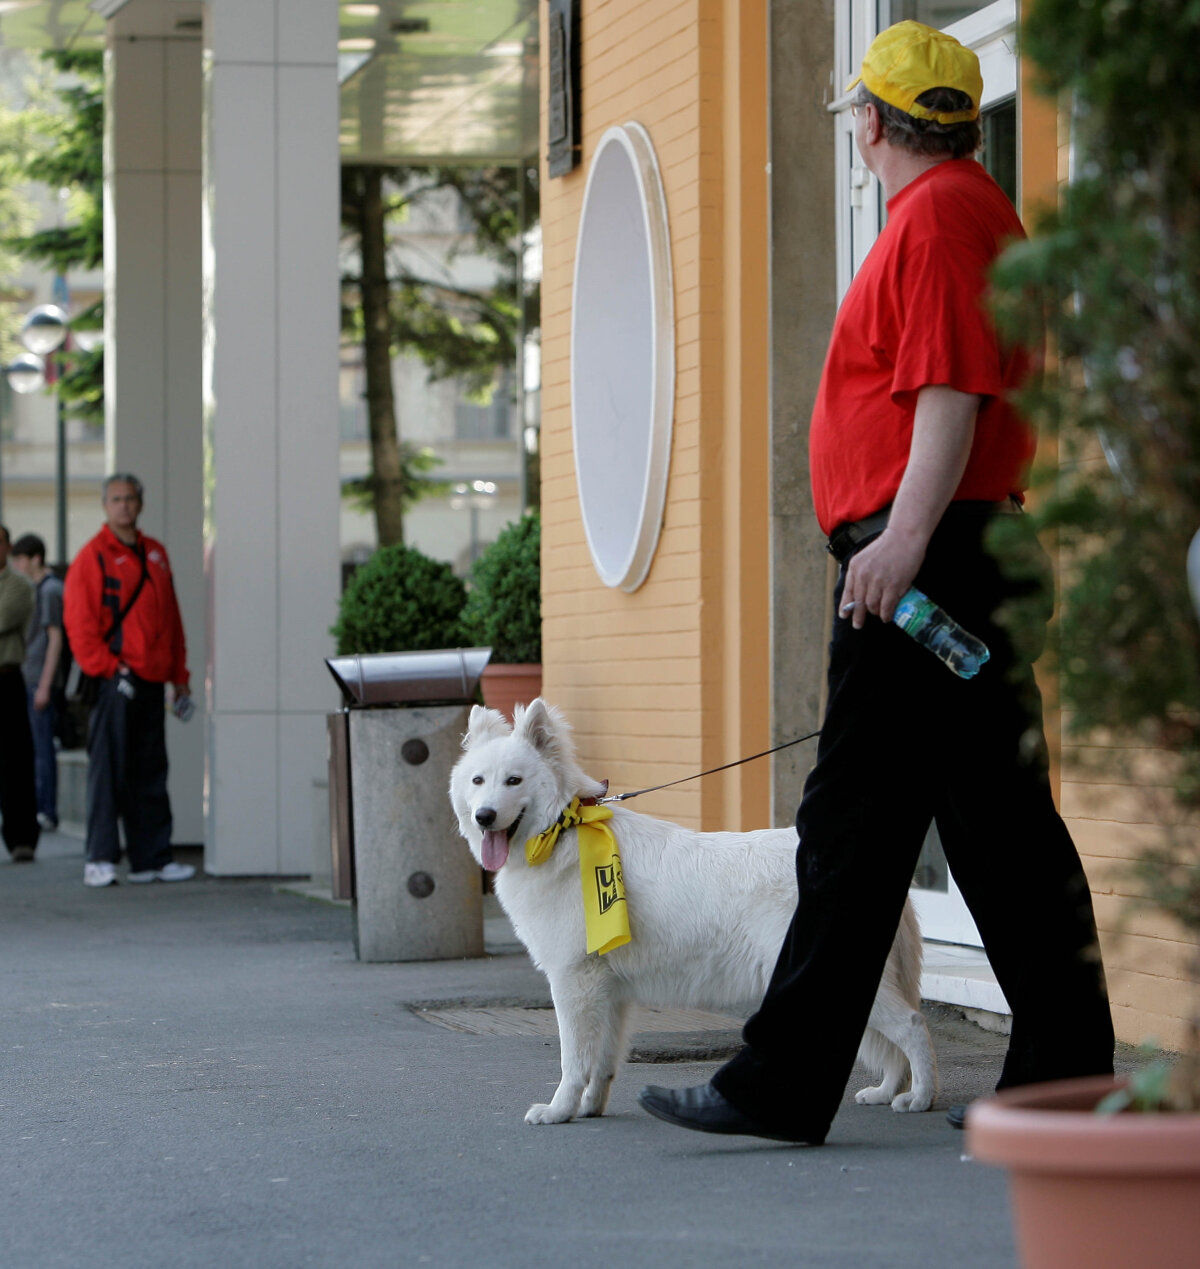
[990,0,1200,1107]
[461,512,541,664]
[332,543,466,655]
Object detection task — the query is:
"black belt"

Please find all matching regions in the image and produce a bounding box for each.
[0,663,22,676]
[826,498,1022,564]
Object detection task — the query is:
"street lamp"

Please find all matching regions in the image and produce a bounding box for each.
[12,304,68,566]
[6,352,48,394]
[0,353,48,525]
[21,303,68,356]
[0,304,101,548]
[450,478,498,565]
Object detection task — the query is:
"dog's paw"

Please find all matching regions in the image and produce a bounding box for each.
[854,1085,894,1106]
[525,1102,574,1125]
[889,1090,932,1113]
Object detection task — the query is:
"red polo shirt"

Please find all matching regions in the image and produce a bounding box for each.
[809,158,1035,536]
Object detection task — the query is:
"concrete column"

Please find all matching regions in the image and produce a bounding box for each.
[768,2,839,824]
[203,0,341,873]
[104,12,205,843]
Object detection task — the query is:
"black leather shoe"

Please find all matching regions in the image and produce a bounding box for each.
[637,1083,821,1144]
[946,1103,969,1129]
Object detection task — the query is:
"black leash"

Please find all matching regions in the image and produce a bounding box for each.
[598,728,822,805]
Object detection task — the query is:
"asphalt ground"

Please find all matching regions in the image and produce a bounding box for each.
[2,829,1117,1269]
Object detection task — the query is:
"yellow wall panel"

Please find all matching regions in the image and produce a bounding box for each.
[538,4,768,830]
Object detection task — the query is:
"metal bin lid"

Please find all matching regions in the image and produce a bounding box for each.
[325,647,491,707]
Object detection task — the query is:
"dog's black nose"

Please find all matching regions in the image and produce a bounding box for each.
[475,807,497,828]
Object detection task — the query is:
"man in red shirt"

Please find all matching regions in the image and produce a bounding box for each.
[639,21,1114,1143]
[64,474,195,888]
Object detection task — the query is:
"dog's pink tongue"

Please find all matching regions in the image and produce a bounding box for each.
[481,830,510,871]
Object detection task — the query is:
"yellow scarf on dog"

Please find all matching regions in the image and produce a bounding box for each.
[525,797,631,956]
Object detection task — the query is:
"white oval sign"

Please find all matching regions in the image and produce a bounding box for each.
[571,123,675,592]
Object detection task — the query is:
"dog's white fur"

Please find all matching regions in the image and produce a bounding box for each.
[449,699,937,1125]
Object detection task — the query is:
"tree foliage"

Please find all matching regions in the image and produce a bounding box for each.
[2,49,104,425]
[331,542,466,655]
[0,71,39,363]
[991,0,1200,813]
[989,0,1200,1107]
[339,162,534,544]
[461,511,541,664]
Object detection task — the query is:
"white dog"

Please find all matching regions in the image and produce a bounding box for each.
[449,698,937,1125]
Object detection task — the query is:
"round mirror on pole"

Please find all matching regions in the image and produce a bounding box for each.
[72,328,104,353]
[20,304,68,356]
[5,352,47,394]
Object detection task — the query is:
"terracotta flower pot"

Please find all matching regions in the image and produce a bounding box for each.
[967,1075,1200,1269]
[480,663,543,722]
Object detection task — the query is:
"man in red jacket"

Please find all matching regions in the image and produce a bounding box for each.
[64,474,195,888]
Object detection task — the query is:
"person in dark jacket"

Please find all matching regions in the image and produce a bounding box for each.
[0,524,39,863]
[64,474,195,887]
[11,533,65,831]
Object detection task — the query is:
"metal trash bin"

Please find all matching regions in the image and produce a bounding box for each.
[326,648,491,962]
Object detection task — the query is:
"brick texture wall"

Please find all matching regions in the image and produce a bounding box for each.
[538,0,770,831]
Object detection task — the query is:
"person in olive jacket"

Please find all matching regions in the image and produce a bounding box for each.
[64,474,195,888]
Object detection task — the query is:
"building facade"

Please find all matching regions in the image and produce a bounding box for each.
[537,0,1199,1052]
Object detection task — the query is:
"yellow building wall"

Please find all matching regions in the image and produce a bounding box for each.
[1022,65,1199,1052]
[538,0,771,831]
[540,0,1197,1048]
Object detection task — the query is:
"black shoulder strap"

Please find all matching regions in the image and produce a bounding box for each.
[99,542,149,649]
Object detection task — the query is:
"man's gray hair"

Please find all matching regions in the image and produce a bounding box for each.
[854,83,981,160]
[103,472,145,502]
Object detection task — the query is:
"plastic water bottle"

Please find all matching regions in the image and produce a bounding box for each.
[891,587,990,679]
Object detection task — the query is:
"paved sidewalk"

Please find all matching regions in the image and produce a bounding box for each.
[2,831,1060,1269]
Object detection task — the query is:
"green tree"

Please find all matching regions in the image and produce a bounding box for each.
[340,162,536,546]
[0,74,39,363]
[990,0,1200,1107]
[3,48,104,425]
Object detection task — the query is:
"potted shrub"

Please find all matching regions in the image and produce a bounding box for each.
[332,542,466,654]
[965,3,1200,1265]
[461,511,541,720]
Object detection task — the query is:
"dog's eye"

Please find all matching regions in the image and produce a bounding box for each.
[504,776,523,786]
[471,775,484,786]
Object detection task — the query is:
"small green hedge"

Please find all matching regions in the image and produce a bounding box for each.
[332,543,466,655]
[461,512,541,664]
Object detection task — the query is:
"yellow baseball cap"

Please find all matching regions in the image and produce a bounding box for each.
[846,20,982,123]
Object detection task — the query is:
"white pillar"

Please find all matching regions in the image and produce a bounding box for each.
[104,13,205,843]
[203,0,341,873]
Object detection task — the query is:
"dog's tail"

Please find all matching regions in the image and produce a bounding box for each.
[893,900,924,1005]
[858,900,925,1082]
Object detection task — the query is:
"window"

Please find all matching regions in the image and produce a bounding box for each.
[832,0,1018,298]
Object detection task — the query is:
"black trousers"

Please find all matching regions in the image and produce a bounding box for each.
[86,673,173,871]
[712,511,1114,1142]
[0,670,40,855]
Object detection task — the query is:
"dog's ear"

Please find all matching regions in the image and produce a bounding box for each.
[462,704,511,750]
[513,697,560,756]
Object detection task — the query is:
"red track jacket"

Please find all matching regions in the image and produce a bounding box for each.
[64,524,189,687]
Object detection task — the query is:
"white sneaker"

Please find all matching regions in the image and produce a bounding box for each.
[127,861,196,884]
[84,862,117,887]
